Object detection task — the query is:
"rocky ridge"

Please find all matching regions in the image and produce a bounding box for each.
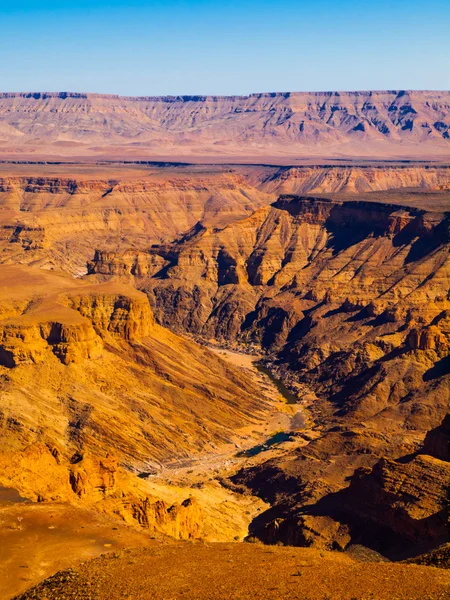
[0,90,449,159]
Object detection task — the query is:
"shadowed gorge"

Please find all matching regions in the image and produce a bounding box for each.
[89,192,450,558]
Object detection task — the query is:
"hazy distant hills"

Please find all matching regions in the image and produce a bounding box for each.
[0,90,448,161]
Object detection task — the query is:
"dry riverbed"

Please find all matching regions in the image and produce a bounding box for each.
[150,346,317,485]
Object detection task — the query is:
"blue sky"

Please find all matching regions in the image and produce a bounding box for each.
[0,0,449,95]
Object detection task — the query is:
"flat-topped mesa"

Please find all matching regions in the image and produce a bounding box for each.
[0,90,448,159]
[0,272,155,367]
[1,90,444,101]
[273,195,436,235]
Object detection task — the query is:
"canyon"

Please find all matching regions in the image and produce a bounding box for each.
[0,161,449,273]
[90,190,450,557]
[0,102,448,598]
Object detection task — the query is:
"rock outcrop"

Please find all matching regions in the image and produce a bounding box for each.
[0,171,273,272]
[0,163,448,274]
[260,165,450,196]
[0,265,272,537]
[238,454,450,557]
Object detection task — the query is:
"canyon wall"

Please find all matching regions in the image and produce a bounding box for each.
[0,266,271,539]
[0,172,273,272]
[0,164,448,274]
[89,194,450,555]
[259,165,450,196]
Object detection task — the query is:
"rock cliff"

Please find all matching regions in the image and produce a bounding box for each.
[0,265,271,538]
[0,163,448,273]
[0,171,273,272]
[260,165,450,195]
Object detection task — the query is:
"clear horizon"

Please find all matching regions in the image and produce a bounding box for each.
[1,0,449,96]
[1,89,449,96]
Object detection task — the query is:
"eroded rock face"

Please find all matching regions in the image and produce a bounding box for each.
[344,454,450,549]
[66,290,155,341]
[121,496,202,540]
[102,197,449,359]
[0,442,205,539]
[92,194,450,556]
[232,411,450,557]
[422,415,450,461]
[0,265,271,539]
[246,456,450,556]
[0,282,155,367]
[0,319,106,367]
[0,176,448,554]
[87,249,168,278]
[0,164,448,276]
[0,90,448,159]
[0,172,274,273]
[260,165,450,195]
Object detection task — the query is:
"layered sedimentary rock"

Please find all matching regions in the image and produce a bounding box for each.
[0,265,270,538]
[104,196,449,348]
[0,164,448,274]
[259,165,450,195]
[90,194,450,555]
[1,158,449,557]
[0,90,449,159]
[0,172,273,272]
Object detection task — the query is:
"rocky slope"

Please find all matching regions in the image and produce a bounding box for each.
[0,162,448,275]
[0,160,449,567]
[259,164,450,198]
[0,170,273,272]
[0,265,273,540]
[89,194,450,556]
[0,90,449,159]
[234,415,450,558]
